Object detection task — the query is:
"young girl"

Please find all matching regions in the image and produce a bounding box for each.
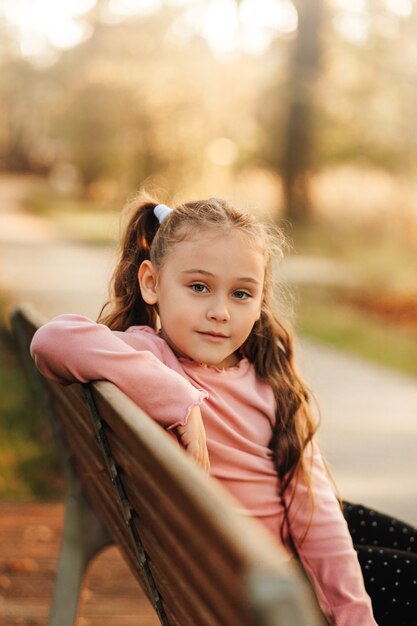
[30,195,416,626]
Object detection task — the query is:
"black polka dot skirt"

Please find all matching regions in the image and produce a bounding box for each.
[343,501,417,626]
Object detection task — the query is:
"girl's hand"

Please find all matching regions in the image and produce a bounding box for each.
[175,406,210,474]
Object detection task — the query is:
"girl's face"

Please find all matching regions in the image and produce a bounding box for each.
[139,228,265,368]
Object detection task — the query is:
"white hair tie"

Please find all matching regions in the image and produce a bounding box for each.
[154,204,173,224]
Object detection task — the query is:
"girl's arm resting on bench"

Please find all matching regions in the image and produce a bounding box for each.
[30,314,208,430]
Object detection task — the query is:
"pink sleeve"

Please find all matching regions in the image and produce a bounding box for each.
[30,314,208,430]
[285,442,377,626]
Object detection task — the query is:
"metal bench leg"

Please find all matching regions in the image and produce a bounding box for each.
[48,472,112,626]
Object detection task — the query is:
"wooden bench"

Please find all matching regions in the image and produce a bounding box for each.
[11,303,324,626]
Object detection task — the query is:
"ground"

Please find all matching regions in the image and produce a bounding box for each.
[0,502,159,626]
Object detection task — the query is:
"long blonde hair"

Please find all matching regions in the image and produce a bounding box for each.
[98,192,319,547]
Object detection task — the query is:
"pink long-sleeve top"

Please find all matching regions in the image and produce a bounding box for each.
[30,314,378,626]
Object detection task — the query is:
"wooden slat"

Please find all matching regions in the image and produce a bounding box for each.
[78,470,190,626]
[79,453,240,626]
[147,561,219,626]
[67,435,216,624]
[125,482,245,625]
[45,381,96,436]
[56,409,108,485]
[106,431,247,622]
[80,472,148,579]
[38,405,144,589]
[134,511,245,626]
[70,434,229,626]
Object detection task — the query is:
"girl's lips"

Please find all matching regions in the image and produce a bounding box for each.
[197,331,229,341]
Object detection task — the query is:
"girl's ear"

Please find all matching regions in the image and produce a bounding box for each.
[138,260,159,305]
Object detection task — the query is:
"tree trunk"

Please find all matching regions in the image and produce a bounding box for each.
[281,0,324,221]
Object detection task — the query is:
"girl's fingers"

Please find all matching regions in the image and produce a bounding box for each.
[187,439,210,474]
[201,447,210,474]
[175,407,209,473]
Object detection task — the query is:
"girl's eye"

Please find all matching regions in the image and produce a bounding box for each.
[190,283,208,293]
[233,290,251,300]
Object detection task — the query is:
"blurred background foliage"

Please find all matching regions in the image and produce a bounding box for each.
[1,0,417,498]
[1,0,416,220]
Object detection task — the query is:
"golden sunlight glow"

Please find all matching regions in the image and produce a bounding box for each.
[386,0,413,18]
[3,0,95,60]
[333,12,369,44]
[333,0,367,12]
[201,0,240,55]
[205,137,238,166]
[332,0,370,46]
[334,0,413,19]
[106,0,161,19]
[200,0,297,56]
[2,0,298,62]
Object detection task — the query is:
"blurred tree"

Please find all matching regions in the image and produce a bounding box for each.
[281,0,324,220]
[0,58,39,172]
[257,0,417,221]
[254,0,325,221]
[0,16,38,172]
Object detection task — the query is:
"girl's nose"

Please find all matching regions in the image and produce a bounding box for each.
[207,298,230,322]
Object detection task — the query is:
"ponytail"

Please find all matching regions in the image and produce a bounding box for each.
[97,195,160,331]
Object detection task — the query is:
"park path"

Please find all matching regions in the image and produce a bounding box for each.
[1,174,416,522]
[0,175,115,321]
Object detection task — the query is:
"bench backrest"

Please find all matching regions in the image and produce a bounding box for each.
[12,303,323,626]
